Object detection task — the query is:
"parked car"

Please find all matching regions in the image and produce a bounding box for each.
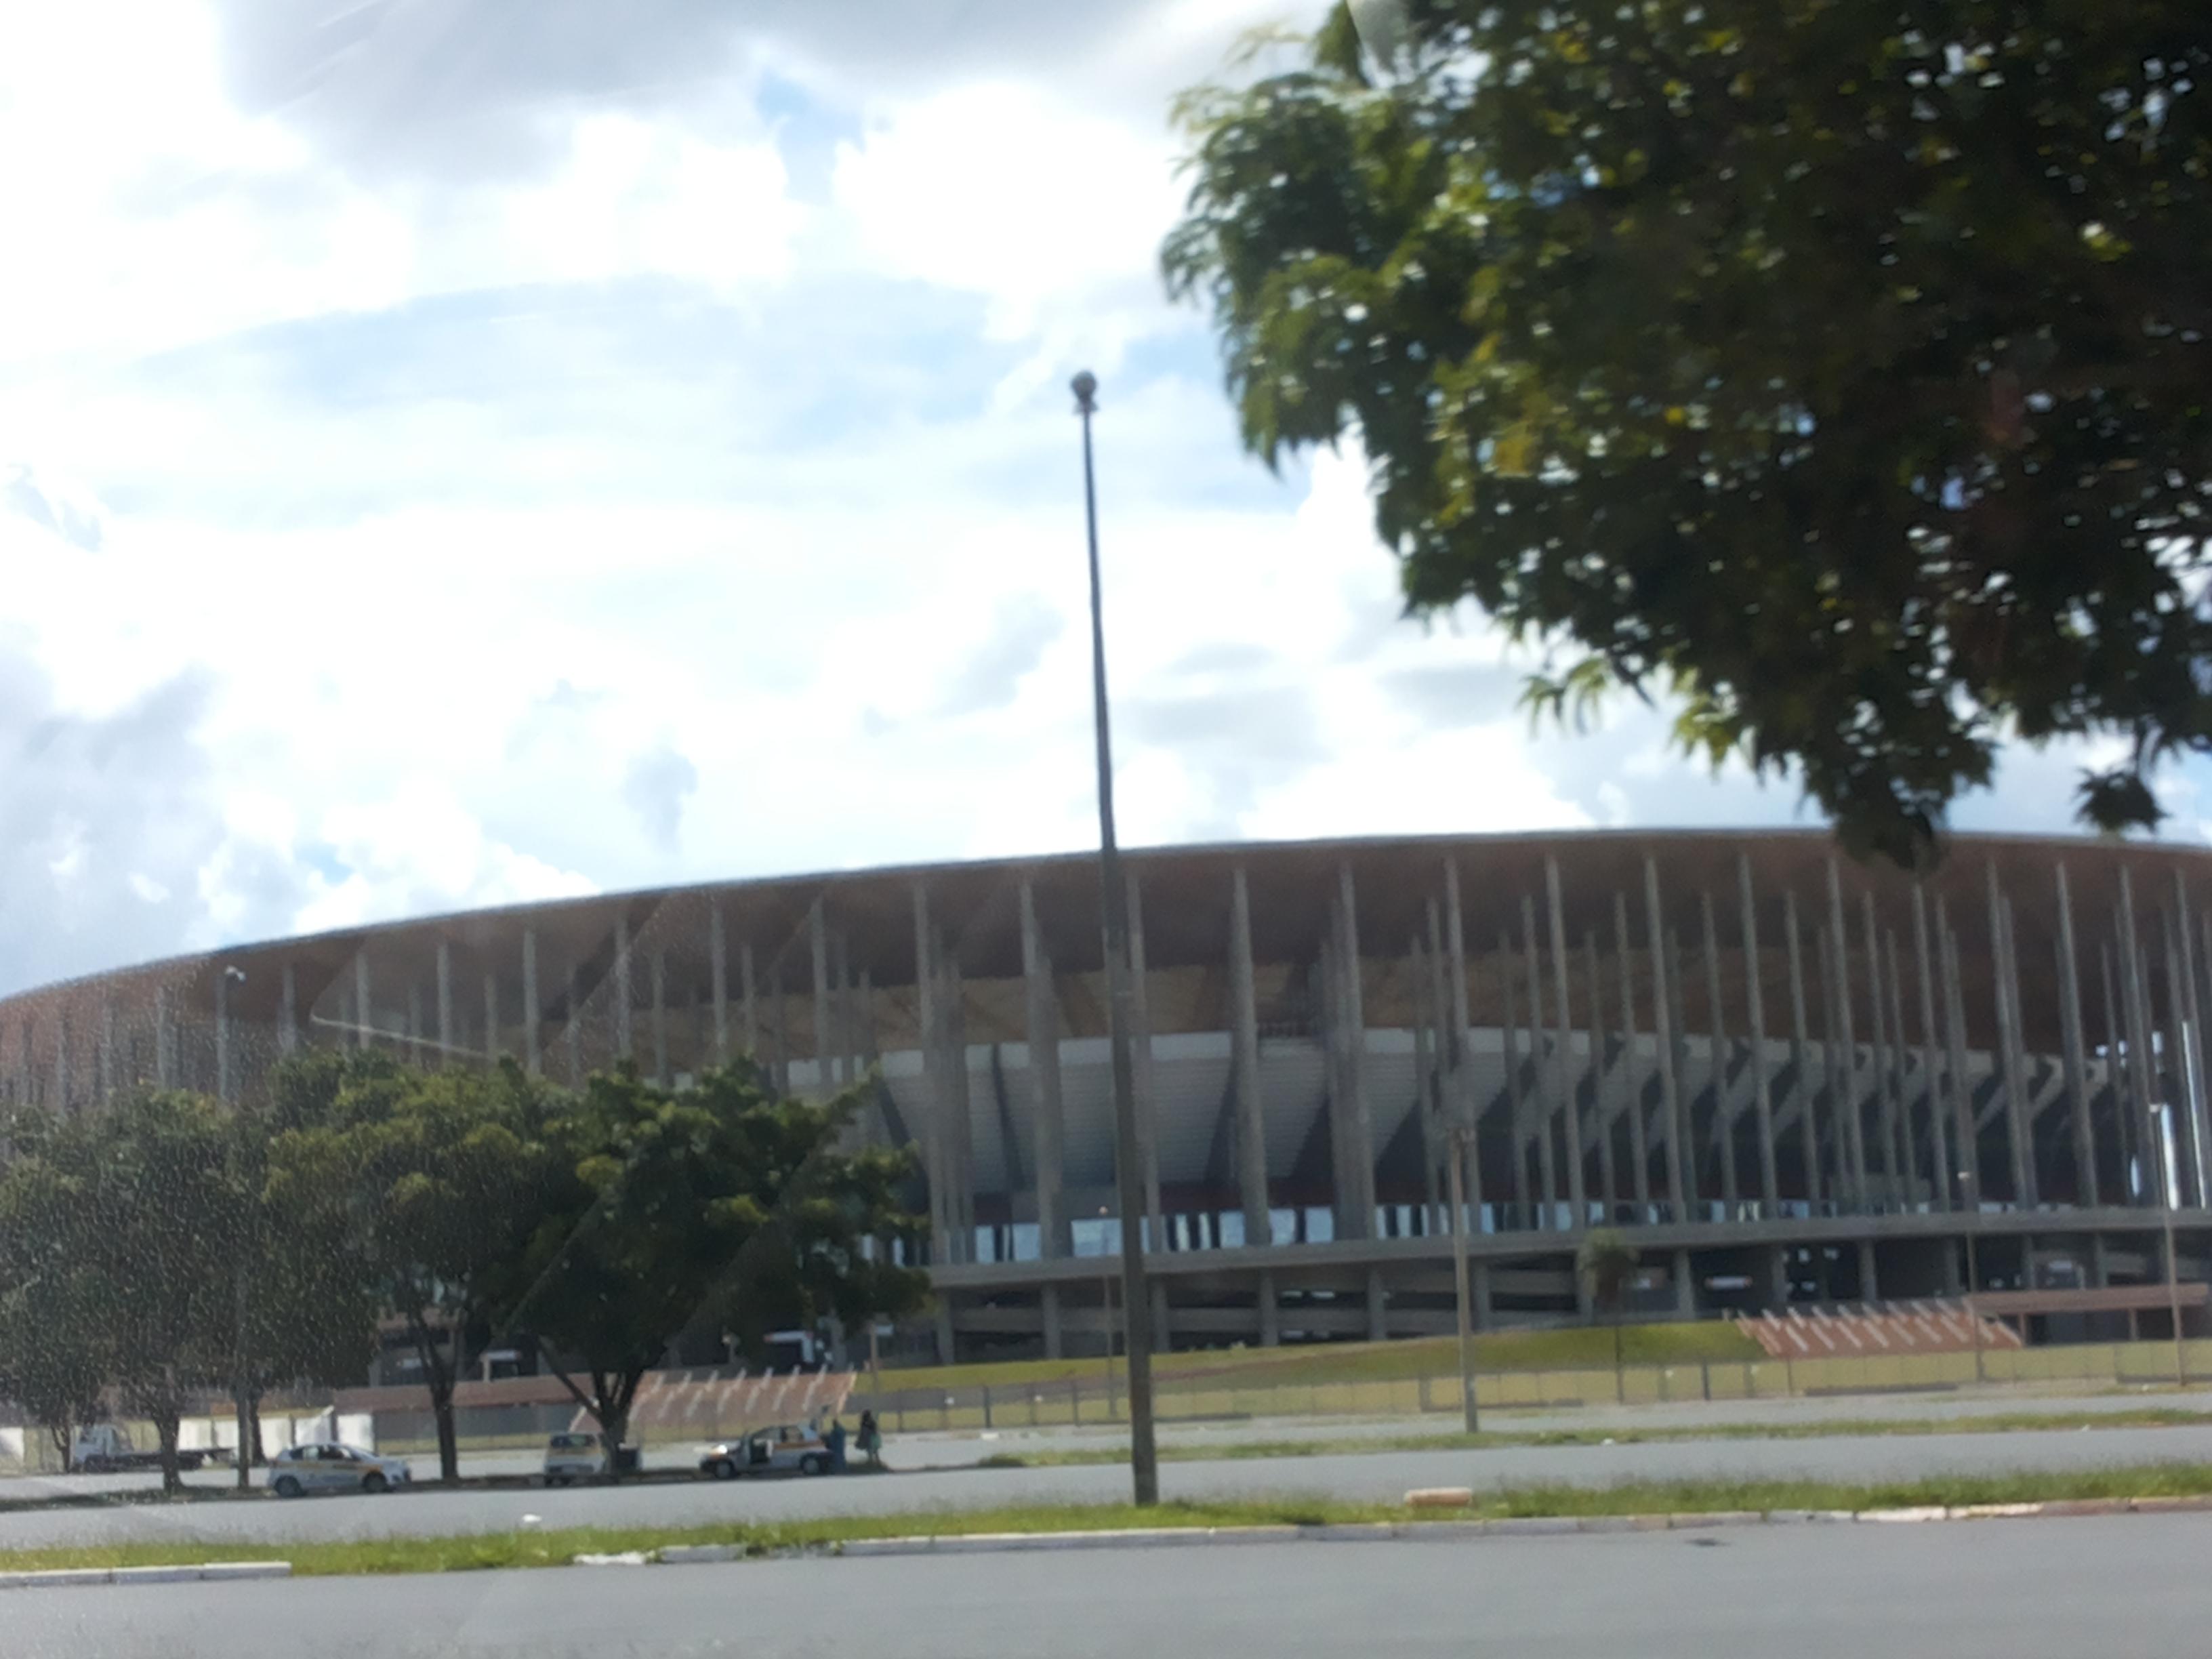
[70,1422,230,1474]
[266,1443,413,1498]
[699,1422,831,1479]
[543,1431,610,1484]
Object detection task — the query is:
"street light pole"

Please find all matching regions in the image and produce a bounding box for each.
[1447,1128,1479,1433]
[1073,370,1159,1506]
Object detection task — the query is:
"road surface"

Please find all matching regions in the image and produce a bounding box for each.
[10,1511,2209,1658]
[5,1420,2212,1551]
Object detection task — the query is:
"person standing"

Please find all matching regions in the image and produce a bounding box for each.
[825,1416,848,1474]
[858,1410,882,1470]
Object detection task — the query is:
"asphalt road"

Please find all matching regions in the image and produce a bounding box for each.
[12,1512,2209,1658]
[6,1420,2212,1551]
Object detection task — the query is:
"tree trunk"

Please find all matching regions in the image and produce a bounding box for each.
[247,1393,266,1467]
[410,1318,461,1483]
[233,1382,255,1490]
[47,1415,73,1474]
[151,1397,183,1497]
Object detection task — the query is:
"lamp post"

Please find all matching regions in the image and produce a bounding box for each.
[1447,1126,1479,1433]
[1072,369,1159,1506]
[2154,1102,2187,1385]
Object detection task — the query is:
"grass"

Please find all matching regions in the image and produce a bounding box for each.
[971,1405,2212,1467]
[860,1322,1760,1397]
[4,1464,2211,1579]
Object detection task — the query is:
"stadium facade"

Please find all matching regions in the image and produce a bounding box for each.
[4,829,2209,1361]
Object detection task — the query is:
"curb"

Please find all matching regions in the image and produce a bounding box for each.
[0,1562,290,1593]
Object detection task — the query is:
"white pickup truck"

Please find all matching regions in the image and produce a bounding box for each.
[70,1423,231,1474]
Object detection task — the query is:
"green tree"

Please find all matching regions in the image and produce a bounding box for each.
[268,1055,558,1483]
[1164,1,2212,867]
[513,1062,926,1470]
[1576,1226,1639,1388]
[0,1113,112,1471]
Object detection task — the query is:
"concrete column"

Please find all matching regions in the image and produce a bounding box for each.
[213,972,232,1103]
[1444,859,1481,1221]
[1544,857,1586,1225]
[566,962,583,1086]
[1498,930,1531,1225]
[945,954,975,1262]
[2118,868,2160,1210]
[650,951,668,1084]
[484,970,500,1063]
[156,986,175,1082]
[1411,933,1440,1232]
[1614,892,1652,1219]
[436,940,454,1065]
[1229,867,1270,1248]
[1938,901,1981,1213]
[1435,903,1467,1230]
[406,989,422,1066]
[1366,1265,1387,1341]
[1041,1284,1063,1359]
[709,906,729,1064]
[1815,923,1852,1210]
[522,929,541,1076]
[97,997,115,1103]
[834,931,856,1094]
[2101,944,2139,1185]
[1988,866,2036,1208]
[1857,1238,1880,1302]
[810,897,834,1097]
[1473,1259,1494,1326]
[933,1298,956,1366]
[1765,1246,1790,1309]
[52,1006,70,1111]
[1673,1248,1696,1316]
[613,915,634,1061]
[1258,1269,1280,1346]
[277,964,298,1057]
[1020,879,1066,1261]
[2171,870,2211,1205]
[1784,891,1820,1209]
[1861,893,1903,1206]
[772,967,792,1099]
[740,943,760,1063]
[1736,857,1780,1218]
[1520,894,1558,1227]
[1668,929,1698,1212]
[913,886,949,1263]
[354,955,372,1052]
[1581,933,1616,1223]
[1700,890,1740,1212]
[2052,867,2094,1205]
[1911,884,1953,1212]
[1644,857,1689,1223]
[1884,930,1919,1204]
[1824,861,1867,1206]
[1126,871,1164,1242]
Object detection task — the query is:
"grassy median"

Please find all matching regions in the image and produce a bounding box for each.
[5,1464,2212,1579]
[970,1404,2212,1468]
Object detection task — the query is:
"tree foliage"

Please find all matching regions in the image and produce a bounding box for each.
[1164,0,2212,866]
[512,1062,926,1462]
[0,1118,111,1470]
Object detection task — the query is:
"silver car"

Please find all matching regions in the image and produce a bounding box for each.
[266,1442,413,1498]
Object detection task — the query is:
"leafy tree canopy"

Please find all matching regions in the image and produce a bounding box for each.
[1164,0,2211,866]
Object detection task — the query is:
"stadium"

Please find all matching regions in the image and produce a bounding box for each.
[3,828,2208,1366]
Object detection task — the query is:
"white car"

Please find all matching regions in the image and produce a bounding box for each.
[266,1443,412,1498]
[542,1431,609,1485]
[699,1422,832,1479]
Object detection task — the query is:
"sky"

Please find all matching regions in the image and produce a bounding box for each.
[0,0,2202,998]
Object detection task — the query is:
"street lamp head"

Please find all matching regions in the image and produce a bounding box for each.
[1070,369,1099,413]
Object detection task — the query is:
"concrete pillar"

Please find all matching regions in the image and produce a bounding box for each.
[2091,1234,2112,1288]
[709,905,729,1064]
[1857,1238,1880,1303]
[1911,885,1952,1214]
[614,916,634,1061]
[354,955,373,1052]
[1784,891,1820,1210]
[1815,923,1852,1210]
[811,897,834,1096]
[1021,878,1066,1261]
[2168,878,2211,1205]
[54,1006,71,1112]
[1336,863,1376,1237]
[522,929,541,1076]
[834,931,856,1094]
[1938,901,1980,1213]
[1521,894,1558,1227]
[405,989,422,1066]
[484,970,500,1063]
[913,886,949,1263]
[651,951,668,1084]
[1258,1269,1280,1347]
[1645,857,1689,1223]
[566,962,583,1086]
[1700,890,1740,1212]
[1614,892,1651,1218]
[1473,1260,1494,1326]
[1126,871,1165,1243]
[740,942,760,1063]
[2043,872,2079,1212]
[934,1298,956,1366]
[945,954,975,1262]
[1544,857,1586,1225]
[213,971,233,1103]
[1883,929,1918,1203]
[1444,859,1481,1221]
[1824,861,1867,1206]
[156,986,175,1082]
[1582,931,1616,1222]
[1736,857,1780,1220]
[1498,930,1531,1225]
[1673,1248,1696,1317]
[1988,865,2036,1208]
[772,966,792,1099]
[1766,1246,1790,1309]
[97,996,115,1103]
[436,940,454,1065]
[1229,867,1271,1248]
[1411,933,1440,1232]
[1861,892,1902,1206]
[1151,1282,1170,1351]
[276,964,297,1057]
[1366,1265,1387,1341]
[1041,1284,1063,1359]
